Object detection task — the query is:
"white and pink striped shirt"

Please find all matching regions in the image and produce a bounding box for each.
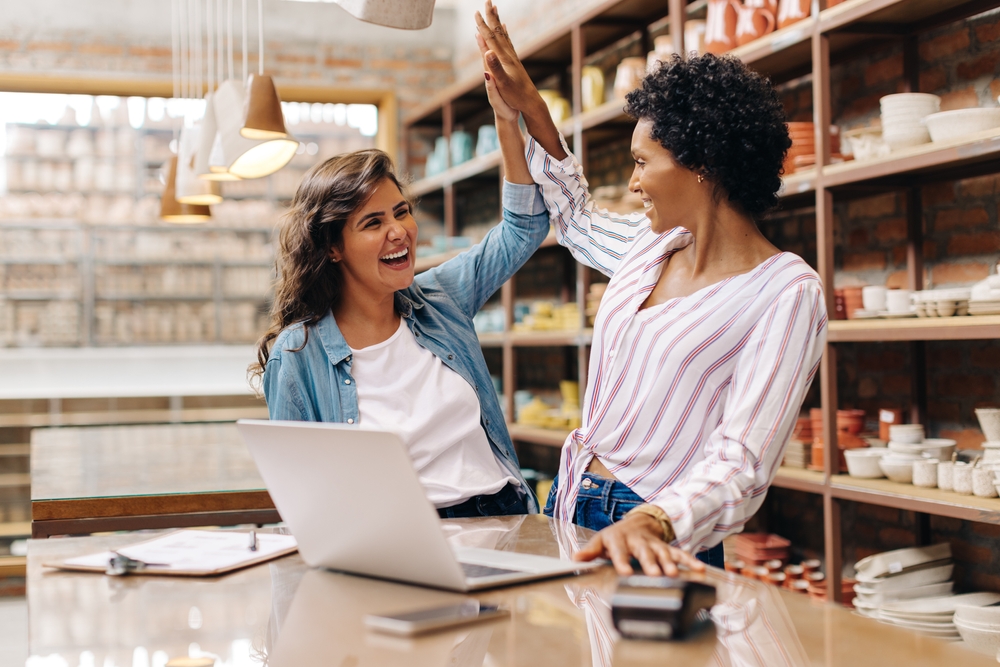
[527,134,828,553]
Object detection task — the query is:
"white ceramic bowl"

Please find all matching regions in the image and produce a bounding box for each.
[856,563,954,591]
[925,108,1000,143]
[880,92,941,108]
[976,408,1000,441]
[889,425,925,443]
[845,448,888,478]
[880,458,914,483]
[955,618,1000,656]
[955,603,1000,627]
[883,127,931,150]
[920,439,957,460]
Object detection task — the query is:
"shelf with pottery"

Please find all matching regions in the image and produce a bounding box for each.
[415,229,561,276]
[829,475,1000,525]
[822,126,1000,189]
[827,314,1000,342]
[773,466,826,493]
[819,0,989,35]
[408,150,503,197]
[506,424,572,448]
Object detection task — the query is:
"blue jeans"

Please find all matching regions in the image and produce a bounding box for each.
[543,474,725,568]
[438,483,528,519]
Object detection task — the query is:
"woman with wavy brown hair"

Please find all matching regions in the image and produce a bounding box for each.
[250,86,550,517]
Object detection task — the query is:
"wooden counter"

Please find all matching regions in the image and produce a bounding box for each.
[26,516,996,667]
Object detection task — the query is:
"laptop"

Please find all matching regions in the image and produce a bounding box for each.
[236,419,601,591]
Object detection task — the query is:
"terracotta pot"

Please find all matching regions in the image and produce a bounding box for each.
[785,564,805,579]
[705,0,738,54]
[777,0,811,29]
[833,288,846,320]
[809,407,824,437]
[725,559,746,573]
[733,2,776,47]
[842,285,865,320]
[801,559,821,573]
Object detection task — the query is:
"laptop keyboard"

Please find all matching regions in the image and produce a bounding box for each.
[460,562,522,579]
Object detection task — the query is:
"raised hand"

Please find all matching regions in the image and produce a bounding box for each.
[474,0,541,114]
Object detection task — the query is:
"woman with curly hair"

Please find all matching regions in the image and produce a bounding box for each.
[250,88,550,517]
[476,1,827,573]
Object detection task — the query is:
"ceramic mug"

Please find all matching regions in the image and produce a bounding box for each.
[705,0,738,54]
[733,2,775,47]
[953,464,973,495]
[937,460,954,491]
[885,289,912,313]
[581,66,605,112]
[612,59,647,99]
[450,131,473,167]
[777,0,811,29]
[744,0,778,9]
[973,467,998,497]
[475,124,499,157]
[862,285,888,312]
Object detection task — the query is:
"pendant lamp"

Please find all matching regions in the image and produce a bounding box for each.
[214,78,298,179]
[195,92,241,180]
[161,156,212,222]
[241,73,290,139]
[176,123,224,204]
[333,0,435,30]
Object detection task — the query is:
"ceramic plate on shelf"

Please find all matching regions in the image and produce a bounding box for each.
[852,309,881,319]
[881,592,1000,616]
[878,310,918,318]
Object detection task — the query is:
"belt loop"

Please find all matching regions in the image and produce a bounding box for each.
[602,477,614,514]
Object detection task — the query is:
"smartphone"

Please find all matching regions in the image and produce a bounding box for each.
[364,601,509,636]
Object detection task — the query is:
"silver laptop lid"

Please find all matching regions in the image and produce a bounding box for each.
[237,419,468,590]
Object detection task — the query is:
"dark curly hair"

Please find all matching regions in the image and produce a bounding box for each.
[625,53,791,219]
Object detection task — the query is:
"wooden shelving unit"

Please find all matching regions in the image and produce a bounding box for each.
[402,0,1000,606]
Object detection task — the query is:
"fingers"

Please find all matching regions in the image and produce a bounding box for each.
[573,534,606,562]
[602,530,636,576]
[650,540,681,577]
[671,545,707,571]
[628,534,664,576]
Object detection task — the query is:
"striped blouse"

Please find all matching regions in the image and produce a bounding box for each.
[527,134,828,553]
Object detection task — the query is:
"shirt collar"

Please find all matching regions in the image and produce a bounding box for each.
[315,291,425,364]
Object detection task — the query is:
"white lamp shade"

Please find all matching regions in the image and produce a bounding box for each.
[195,92,241,181]
[214,79,298,180]
[334,0,435,30]
[175,124,223,205]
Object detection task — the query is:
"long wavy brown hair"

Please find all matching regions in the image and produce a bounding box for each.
[248,149,408,389]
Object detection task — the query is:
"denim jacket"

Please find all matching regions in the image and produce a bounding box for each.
[263,183,549,513]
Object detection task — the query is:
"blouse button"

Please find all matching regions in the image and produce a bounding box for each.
[347,418,354,424]
[344,379,351,385]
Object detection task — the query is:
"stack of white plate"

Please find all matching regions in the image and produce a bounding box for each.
[853,544,954,618]
[970,275,1000,315]
[880,93,940,150]
[877,593,1000,640]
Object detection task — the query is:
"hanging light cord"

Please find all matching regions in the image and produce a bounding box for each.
[193,0,202,103]
[217,0,224,85]
[257,0,264,75]
[179,0,188,102]
[227,0,234,82]
[242,0,248,83]
[171,0,181,146]
[206,0,213,94]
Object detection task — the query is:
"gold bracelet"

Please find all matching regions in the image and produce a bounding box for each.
[625,504,676,543]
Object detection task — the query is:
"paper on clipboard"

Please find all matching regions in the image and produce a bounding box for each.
[49,530,298,576]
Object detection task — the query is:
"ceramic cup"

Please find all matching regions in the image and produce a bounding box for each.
[733,2,775,47]
[475,125,499,157]
[862,286,888,312]
[912,459,938,488]
[705,0,738,54]
[937,461,954,491]
[953,463,973,495]
[886,289,913,313]
[973,468,998,497]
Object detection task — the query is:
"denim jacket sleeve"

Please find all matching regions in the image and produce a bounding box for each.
[416,182,548,318]
[262,328,318,422]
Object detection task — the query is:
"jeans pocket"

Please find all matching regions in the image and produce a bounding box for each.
[542,477,559,517]
[610,499,642,524]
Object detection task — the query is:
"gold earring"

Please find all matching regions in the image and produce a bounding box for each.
[697,174,704,183]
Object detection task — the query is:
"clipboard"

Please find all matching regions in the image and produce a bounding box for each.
[46,529,299,577]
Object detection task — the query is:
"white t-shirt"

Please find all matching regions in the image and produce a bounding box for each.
[349,319,517,508]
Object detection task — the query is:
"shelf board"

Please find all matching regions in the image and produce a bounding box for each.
[0,444,29,458]
[2,292,80,301]
[828,315,1000,342]
[0,556,26,578]
[0,473,30,489]
[822,126,1000,188]
[508,424,570,447]
[0,522,30,538]
[94,259,272,267]
[510,329,594,347]
[779,168,818,199]
[831,474,1000,524]
[409,150,502,197]
[773,466,826,494]
[559,98,629,136]
[477,332,505,347]
[95,294,214,301]
[727,19,815,81]
[0,258,79,265]
[820,0,988,34]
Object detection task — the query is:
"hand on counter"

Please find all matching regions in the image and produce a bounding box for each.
[573,512,706,577]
